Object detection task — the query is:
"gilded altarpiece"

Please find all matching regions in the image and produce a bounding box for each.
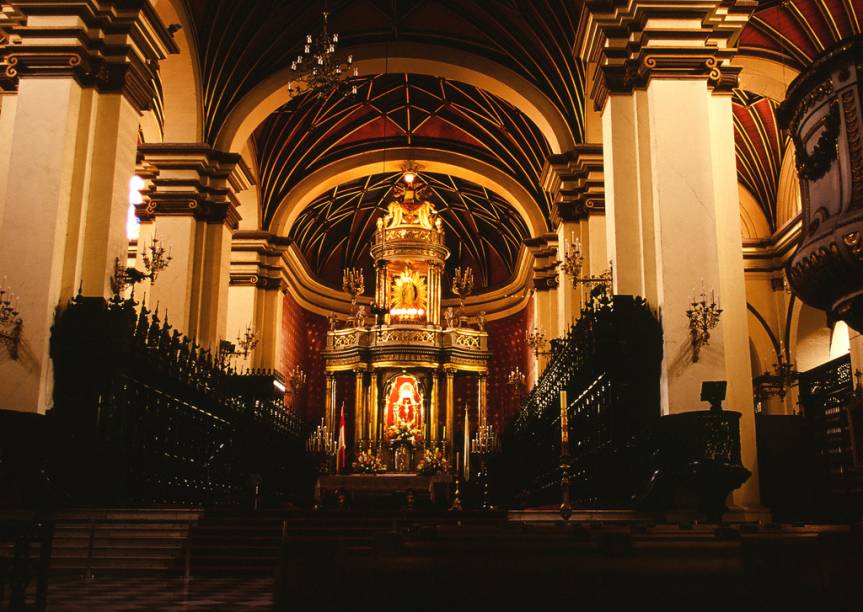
[322,177,491,471]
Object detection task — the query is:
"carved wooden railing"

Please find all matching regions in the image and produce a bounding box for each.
[48,295,305,506]
[500,295,663,507]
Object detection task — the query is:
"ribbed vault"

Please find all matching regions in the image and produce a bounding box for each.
[290,171,530,292]
[183,0,585,147]
[732,89,788,232]
[252,73,552,230]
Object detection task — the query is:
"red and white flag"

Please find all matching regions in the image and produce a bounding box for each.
[336,402,346,472]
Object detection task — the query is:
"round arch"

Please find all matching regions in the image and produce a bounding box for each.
[269,148,548,239]
[151,0,203,142]
[733,55,800,103]
[214,42,575,156]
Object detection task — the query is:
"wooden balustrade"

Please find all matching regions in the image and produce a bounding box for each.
[47,294,306,506]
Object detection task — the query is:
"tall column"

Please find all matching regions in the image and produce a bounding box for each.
[444,367,456,461]
[354,367,365,447]
[541,144,605,335]
[368,369,378,444]
[525,235,559,377]
[427,263,442,326]
[0,1,176,413]
[228,231,290,372]
[136,144,254,349]
[582,0,760,507]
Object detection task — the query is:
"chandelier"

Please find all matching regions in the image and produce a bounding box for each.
[287,8,358,98]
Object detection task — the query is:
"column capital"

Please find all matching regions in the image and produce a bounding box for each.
[524,233,559,291]
[444,366,457,378]
[579,0,755,110]
[230,230,291,292]
[1,0,178,111]
[541,144,605,228]
[137,143,255,230]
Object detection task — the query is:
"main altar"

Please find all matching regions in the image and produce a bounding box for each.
[320,172,491,476]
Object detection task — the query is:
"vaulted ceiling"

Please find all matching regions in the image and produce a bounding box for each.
[175,0,863,280]
[252,73,552,231]
[183,0,585,146]
[290,171,529,292]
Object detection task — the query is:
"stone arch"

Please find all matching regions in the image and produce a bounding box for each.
[150,0,203,142]
[776,141,802,229]
[734,56,800,103]
[213,42,575,156]
[269,148,547,239]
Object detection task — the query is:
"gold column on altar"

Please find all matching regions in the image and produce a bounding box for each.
[427,263,442,326]
[478,373,488,429]
[368,370,378,444]
[429,372,439,444]
[445,367,456,460]
[375,260,389,311]
[325,373,335,431]
[354,368,366,445]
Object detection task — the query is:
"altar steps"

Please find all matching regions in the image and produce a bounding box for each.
[187,509,505,576]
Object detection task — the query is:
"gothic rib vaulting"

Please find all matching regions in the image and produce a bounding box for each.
[2,0,863,608]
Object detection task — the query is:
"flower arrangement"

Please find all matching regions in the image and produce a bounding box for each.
[352,450,386,474]
[385,421,424,447]
[416,448,449,475]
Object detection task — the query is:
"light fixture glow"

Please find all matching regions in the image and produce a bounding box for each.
[403,172,416,184]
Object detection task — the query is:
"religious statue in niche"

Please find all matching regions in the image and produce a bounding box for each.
[385,374,424,430]
[390,265,427,319]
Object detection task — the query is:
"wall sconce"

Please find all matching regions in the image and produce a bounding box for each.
[559,236,613,295]
[686,287,722,362]
[526,327,550,358]
[0,278,22,360]
[219,323,259,364]
[288,364,307,393]
[140,235,172,283]
[506,366,526,391]
[110,235,173,295]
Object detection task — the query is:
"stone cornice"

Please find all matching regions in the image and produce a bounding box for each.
[540,144,605,227]
[579,0,756,111]
[1,0,177,111]
[524,233,560,291]
[742,215,802,273]
[136,143,255,231]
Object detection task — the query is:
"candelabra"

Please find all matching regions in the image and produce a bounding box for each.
[342,267,364,310]
[470,424,500,456]
[0,278,22,360]
[287,8,359,98]
[306,419,336,474]
[140,235,173,284]
[506,367,526,391]
[559,237,613,295]
[753,343,798,401]
[686,288,722,362]
[526,327,550,358]
[451,266,474,311]
[288,364,307,393]
[219,323,259,364]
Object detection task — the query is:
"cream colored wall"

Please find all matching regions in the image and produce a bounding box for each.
[0,94,18,232]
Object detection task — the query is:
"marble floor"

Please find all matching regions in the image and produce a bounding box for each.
[32,576,273,611]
